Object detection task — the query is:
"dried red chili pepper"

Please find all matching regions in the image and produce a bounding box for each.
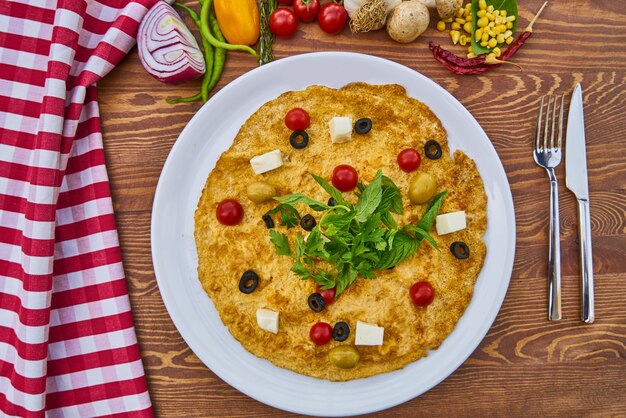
[430,1,548,75]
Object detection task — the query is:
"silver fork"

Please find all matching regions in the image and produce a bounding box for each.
[533,94,565,321]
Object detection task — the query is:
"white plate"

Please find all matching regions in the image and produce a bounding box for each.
[151,52,515,417]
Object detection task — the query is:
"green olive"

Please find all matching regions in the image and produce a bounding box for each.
[408,172,437,204]
[329,346,360,369]
[246,181,276,203]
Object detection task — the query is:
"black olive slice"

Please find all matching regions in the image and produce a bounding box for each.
[424,140,442,160]
[262,214,275,229]
[300,214,316,231]
[239,270,259,294]
[327,197,335,207]
[289,130,309,149]
[355,118,372,134]
[332,321,350,342]
[450,241,470,259]
[308,293,326,312]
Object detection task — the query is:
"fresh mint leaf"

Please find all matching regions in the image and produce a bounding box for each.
[310,173,352,208]
[375,230,421,270]
[264,203,300,228]
[380,211,397,229]
[354,170,383,223]
[275,194,329,212]
[380,176,403,214]
[405,225,439,250]
[417,191,447,230]
[269,230,293,257]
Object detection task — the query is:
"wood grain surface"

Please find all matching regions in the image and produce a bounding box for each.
[98,0,626,416]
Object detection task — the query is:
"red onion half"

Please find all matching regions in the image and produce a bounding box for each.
[138,1,205,84]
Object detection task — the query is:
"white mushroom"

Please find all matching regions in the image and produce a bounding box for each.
[420,0,464,20]
[385,0,463,43]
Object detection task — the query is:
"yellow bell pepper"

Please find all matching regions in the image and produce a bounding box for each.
[213,0,260,46]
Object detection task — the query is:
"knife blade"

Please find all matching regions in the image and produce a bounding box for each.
[565,83,595,323]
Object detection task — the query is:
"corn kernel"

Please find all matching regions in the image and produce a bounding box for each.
[450,30,461,44]
[451,22,460,30]
[456,7,464,18]
[503,30,513,39]
[455,17,466,25]
[463,8,471,18]
[492,47,501,57]
[487,5,494,12]
[479,0,487,10]
[476,9,486,18]
[444,17,454,23]
[492,26,501,35]
[488,29,495,37]
[506,21,513,29]
[487,13,495,21]
[488,37,497,48]
[495,16,503,24]
[437,20,446,31]
[500,10,507,17]
[487,52,496,59]
[488,21,495,27]
[481,32,489,42]
[465,3,471,10]
[463,22,472,34]
[506,36,513,44]
[493,10,500,16]
[467,45,473,53]
[474,28,483,41]
[459,35,468,46]
[506,15,516,22]
[496,33,505,43]
[477,17,489,27]
[480,41,488,47]
[467,52,477,58]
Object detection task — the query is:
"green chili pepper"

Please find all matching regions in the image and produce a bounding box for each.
[203,8,226,101]
[200,0,259,60]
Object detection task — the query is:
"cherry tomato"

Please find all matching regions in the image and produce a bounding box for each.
[332,164,358,191]
[410,281,435,307]
[293,0,320,23]
[269,8,298,38]
[316,285,336,305]
[397,148,421,172]
[284,108,310,131]
[216,199,244,225]
[309,322,333,345]
[317,3,348,35]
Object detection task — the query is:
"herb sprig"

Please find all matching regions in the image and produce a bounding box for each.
[265,170,447,297]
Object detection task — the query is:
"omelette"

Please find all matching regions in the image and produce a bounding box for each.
[194,83,487,381]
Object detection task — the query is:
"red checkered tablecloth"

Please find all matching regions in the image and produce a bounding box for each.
[0,0,156,416]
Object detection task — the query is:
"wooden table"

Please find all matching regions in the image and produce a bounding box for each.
[98,1,626,415]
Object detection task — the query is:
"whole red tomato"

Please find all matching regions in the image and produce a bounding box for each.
[269,8,298,38]
[410,281,435,307]
[317,3,347,35]
[332,164,358,191]
[216,199,244,225]
[285,108,310,131]
[293,0,320,23]
[397,148,421,172]
[309,322,333,345]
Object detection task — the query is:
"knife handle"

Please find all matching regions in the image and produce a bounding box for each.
[577,198,595,323]
[548,170,562,321]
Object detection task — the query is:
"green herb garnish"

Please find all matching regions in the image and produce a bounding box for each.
[264,170,447,297]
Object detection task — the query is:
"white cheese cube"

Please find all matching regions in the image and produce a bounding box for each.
[250,149,283,174]
[256,308,279,334]
[355,320,384,346]
[435,211,467,235]
[329,116,353,144]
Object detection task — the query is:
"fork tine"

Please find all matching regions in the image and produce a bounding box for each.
[550,95,558,150]
[557,95,565,149]
[536,95,545,151]
[544,95,553,151]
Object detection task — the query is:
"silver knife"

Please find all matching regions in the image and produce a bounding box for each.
[565,83,595,323]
